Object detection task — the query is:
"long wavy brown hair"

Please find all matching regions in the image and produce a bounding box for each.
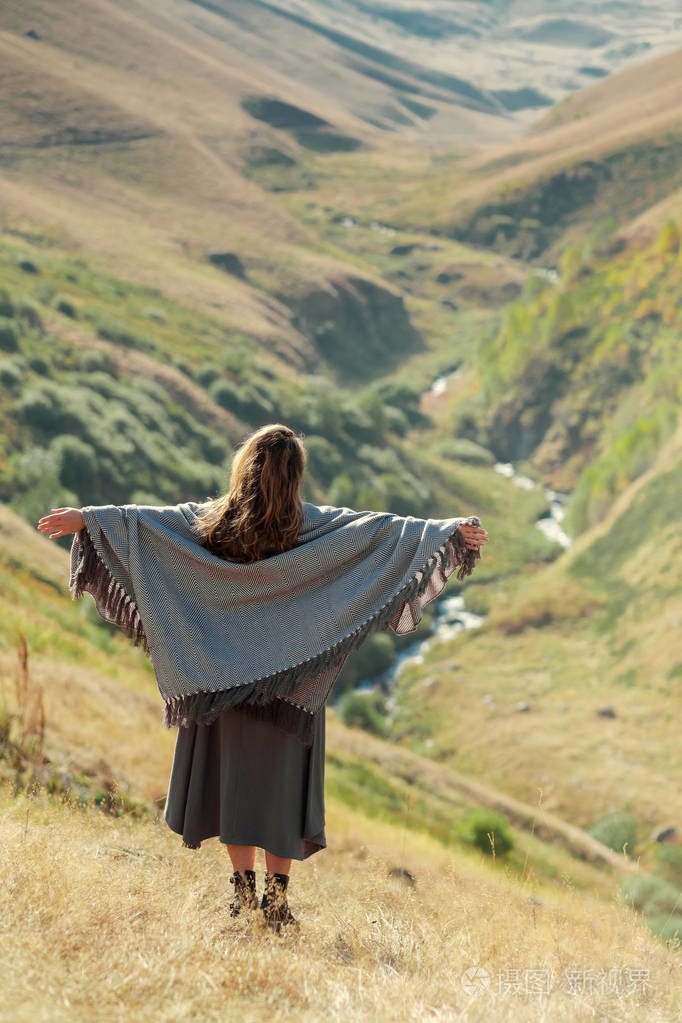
[195,424,307,563]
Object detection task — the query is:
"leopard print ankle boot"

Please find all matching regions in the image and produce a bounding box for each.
[260,872,299,932]
[229,869,258,917]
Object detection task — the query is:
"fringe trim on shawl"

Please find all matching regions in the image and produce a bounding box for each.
[162,517,481,743]
[70,527,151,656]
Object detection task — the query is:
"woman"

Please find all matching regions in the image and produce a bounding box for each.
[38,423,488,932]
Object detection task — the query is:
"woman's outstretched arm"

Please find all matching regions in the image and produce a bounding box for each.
[37,507,85,539]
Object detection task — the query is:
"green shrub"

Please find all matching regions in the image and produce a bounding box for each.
[304,435,344,486]
[96,317,156,351]
[195,363,223,388]
[457,808,514,857]
[646,914,682,944]
[15,388,59,431]
[236,382,275,420]
[356,483,387,512]
[383,405,409,436]
[334,633,396,693]
[28,355,49,375]
[77,349,117,375]
[338,689,389,738]
[35,281,57,304]
[327,473,355,508]
[0,358,22,388]
[0,288,14,317]
[15,383,85,433]
[5,445,79,525]
[17,257,40,274]
[340,402,378,445]
[172,357,193,377]
[13,298,42,329]
[588,810,639,856]
[50,435,99,495]
[191,429,227,466]
[210,379,241,412]
[377,472,415,517]
[356,444,403,474]
[0,318,19,352]
[80,371,118,398]
[222,348,252,376]
[57,297,77,319]
[654,844,682,887]
[446,438,495,466]
[355,390,388,433]
[210,379,274,421]
[522,274,553,301]
[620,873,681,916]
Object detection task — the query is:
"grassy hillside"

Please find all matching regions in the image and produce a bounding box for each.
[2,4,682,1012]
[478,219,682,503]
[390,208,682,916]
[392,255,682,932]
[0,0,430,378]
[3,500,680,1021]
[382,45,682,259]
[3,788,678,1023]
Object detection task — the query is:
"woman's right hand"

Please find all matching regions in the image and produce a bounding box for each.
[37,507,85,539]
[459,523,488,551]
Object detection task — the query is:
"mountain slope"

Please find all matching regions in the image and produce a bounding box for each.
[3,787,676,1023]
[0,0,431,377]
[385,45,682,258]
[395,414,682,832]
[3,496,680,1018]
[178,0,682,119]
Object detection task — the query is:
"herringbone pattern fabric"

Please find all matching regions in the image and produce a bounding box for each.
[69,501,480,743]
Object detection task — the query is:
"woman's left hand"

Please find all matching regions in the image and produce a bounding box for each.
[37,507,85,539]
[459,523,488,550]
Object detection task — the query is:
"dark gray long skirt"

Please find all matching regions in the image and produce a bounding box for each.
[163,705,327,860]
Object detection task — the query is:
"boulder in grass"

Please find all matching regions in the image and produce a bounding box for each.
[388,867,416,887]
[651,826,677,844]
[207,252,246,278]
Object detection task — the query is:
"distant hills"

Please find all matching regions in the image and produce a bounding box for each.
[177,0,682,124]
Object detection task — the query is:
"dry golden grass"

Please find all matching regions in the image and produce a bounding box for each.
[1,790,678,1023]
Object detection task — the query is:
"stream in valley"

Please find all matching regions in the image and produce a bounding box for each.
[357,452,573,697]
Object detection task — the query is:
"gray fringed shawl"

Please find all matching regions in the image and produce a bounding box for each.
[69,501,481,745]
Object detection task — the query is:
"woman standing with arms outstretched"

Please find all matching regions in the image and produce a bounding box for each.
[38,424,488,932]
